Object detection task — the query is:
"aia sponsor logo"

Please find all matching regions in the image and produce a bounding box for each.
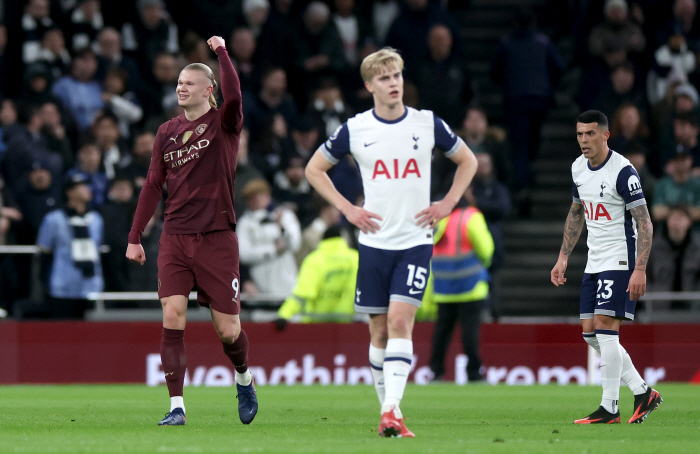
[582,200,611,221]
[372,158,421,179]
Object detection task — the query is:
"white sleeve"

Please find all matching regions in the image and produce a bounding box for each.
[237,217,279,265]
[281,209,302,254]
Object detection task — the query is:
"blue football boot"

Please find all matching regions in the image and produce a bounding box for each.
[236,378,258,424]
[158,408,186,426]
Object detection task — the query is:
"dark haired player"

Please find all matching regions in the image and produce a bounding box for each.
[551,110,662,424]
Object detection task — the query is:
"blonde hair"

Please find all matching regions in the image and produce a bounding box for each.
[360,47,404,83]
[182,63,218,108]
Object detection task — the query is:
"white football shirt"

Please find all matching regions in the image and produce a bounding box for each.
[321,107,462,250]
[571,150,647,274]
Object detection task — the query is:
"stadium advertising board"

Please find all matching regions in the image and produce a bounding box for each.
[0,322,698,385]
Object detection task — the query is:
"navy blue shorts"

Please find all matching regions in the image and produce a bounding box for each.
[355,244,433,314]
[580,270,636,321]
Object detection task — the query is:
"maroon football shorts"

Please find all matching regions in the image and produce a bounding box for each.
[157,229,241,315]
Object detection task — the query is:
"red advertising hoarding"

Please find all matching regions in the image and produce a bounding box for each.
[1,322,698,385]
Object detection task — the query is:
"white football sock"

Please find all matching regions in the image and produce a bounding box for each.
[369,344,385,406]
[619,345,647,395]
[583,332,647,395]
[596,330,621,414]
[235,369,252,386]
[170,396,185,413]
[381,338,412,417]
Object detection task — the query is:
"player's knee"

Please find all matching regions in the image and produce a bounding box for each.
[387,317,411,337]
[216,321,241,344]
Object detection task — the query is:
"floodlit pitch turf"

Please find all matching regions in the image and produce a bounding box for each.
[0,384,698,453]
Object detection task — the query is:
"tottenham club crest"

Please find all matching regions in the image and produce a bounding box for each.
[195,123,208,135]
[182,131,193,144]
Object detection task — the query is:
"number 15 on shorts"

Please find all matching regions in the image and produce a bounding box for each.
[406,264,427,294]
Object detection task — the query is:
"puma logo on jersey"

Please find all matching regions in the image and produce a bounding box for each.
[169,135,179,143]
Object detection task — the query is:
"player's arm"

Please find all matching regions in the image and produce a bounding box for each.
[416,141,477,228]
[628,204,653,300]
[305,149,382,234]
[126,128,167,264]
[551,201,585,286]
[208,36,243,133]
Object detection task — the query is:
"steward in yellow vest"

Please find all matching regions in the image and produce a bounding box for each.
[276,225,358,328]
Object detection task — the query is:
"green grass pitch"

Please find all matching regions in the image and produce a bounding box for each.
[1,384,698,454]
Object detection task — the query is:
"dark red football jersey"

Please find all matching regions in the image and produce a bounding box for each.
[129,47,243,243]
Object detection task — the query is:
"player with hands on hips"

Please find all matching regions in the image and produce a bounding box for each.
[306,47,477,437]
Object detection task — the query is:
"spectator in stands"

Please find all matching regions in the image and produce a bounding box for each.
[39,101,74,172]
[648,205,700,310]
[4,103,63,197]
[139,51,179,122]
[460,106,511,187]
[426,191,494,383]
[291,115,321,161]
[0,98,19,158]
[0,175,22,314]
[273,154,314,227]
[21,63,61,108]
[408,23,472,128]
[578,41,631,111]
[14,160,58,245]
[256,0,295,68]
[660,111,700,170]
[229,27,259,94]
[0,24,7,96]
[101,67,143,139]
[51,47,104,131]
[275,225,358,329]
[291,1,347,105]
[249,113,294,181]
[34,28,71,82]
[491,7,565,204]
[242,0,270,39]
[308,77,351,139]
[608,102,651,156]
[655,0,700,52]
[647,32,696,107]
[246,66,298,142]
[36,173,104,319]
[591,61,647,120]
[91,113,128,180]
[372,0,400,45]
[121,0,179,71]
[332,0,375,71]
[384,0,460,65]
[234,127,264,217]
[465,152,510,275]
[65,141,108,209]
[237,178,301,296]
[295,196,343,266]
[588,0,646,64]
[94,27,144,94]
[21,0,54,65]
[652,150,700,222]
[68,0,103,52]
[180,31,217,69]
[121,130,155,192]
[622,143,657,207]
[101,175,135,292]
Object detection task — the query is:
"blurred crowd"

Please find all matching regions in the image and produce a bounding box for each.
[0,0,698,318]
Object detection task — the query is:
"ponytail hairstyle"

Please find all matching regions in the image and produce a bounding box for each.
[182,63,218,108]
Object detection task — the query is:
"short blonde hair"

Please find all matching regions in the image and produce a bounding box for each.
[182,63,218,108]
[360,47,404,83]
